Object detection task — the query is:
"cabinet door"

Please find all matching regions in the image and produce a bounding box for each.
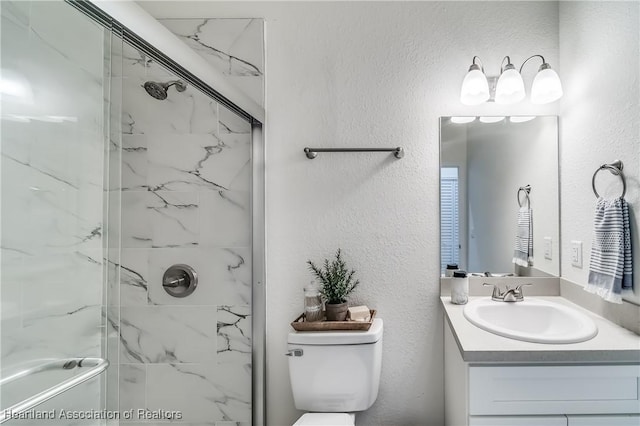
[469,365,640,415]
[469,416,567,426]
[567,415,640,425]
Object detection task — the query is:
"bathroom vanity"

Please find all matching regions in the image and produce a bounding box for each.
[442,296,640,426]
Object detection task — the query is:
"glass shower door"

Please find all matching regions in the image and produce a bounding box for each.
[1,1,112,423]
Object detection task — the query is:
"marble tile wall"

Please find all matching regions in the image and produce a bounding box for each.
[1,1,107,424]
[159,19,264,108]
[115,25,257,423]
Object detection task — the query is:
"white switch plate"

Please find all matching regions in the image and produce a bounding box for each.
[544,237,552,260]
[571,241,583,268]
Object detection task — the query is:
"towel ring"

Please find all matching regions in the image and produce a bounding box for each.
[592,160,626,198]
[517,185,531,208]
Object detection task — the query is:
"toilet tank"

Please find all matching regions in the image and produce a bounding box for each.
[287,318,383,412]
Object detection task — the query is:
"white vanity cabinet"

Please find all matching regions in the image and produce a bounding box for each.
[567,415,640,425]
[445,322,640,426]
[467,416,640,426]
[469,416,567,426]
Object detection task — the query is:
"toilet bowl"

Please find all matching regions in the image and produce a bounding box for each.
[286,318,383,426]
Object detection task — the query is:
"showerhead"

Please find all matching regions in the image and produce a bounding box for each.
[143,80,187,100]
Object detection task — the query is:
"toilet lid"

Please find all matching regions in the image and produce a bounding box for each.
[293,413,355,426]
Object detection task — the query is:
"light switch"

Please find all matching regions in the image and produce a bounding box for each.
[571,241,583,268]
[544,237,552,260]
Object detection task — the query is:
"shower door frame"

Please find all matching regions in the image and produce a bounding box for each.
[65,1,267,424]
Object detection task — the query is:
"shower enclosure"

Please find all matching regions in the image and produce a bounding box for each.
[0,1,265,424]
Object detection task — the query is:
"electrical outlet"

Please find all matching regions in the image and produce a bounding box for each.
[571,241,583,268]
[544,237,552,260]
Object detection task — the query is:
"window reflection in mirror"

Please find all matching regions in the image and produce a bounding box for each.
[439,116,560,277]
[441,167,460,272]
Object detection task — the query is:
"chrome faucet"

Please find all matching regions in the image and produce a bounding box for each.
[483,283,532,302]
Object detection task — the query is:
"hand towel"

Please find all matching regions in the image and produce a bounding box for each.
[513,206,533,267]
[585,197,633,304]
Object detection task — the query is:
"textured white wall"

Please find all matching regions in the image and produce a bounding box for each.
[559,1,640,305]
[141,1,559,425]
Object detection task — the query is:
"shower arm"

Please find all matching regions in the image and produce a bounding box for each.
[165,80,187,91]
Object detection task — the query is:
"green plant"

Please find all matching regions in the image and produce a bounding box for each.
[307,248,360,304]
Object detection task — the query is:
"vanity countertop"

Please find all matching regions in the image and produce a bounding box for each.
[441,296,640,363]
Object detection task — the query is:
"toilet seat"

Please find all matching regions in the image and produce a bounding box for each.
[293,412,355,425]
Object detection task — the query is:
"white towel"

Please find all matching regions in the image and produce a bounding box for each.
[585,197,633,304]
[513,206,533,267]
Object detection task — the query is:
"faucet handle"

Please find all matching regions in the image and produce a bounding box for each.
[514,283,532,295]
[483,283,503,300]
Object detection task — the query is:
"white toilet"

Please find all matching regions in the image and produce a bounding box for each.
[286,318,383,426]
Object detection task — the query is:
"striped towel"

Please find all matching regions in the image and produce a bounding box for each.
[585,197,633,304]
[513,206,533,267]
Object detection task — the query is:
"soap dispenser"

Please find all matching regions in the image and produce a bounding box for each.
[451,270,469,305]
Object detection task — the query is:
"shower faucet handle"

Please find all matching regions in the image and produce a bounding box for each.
[162,264,197,297]
[162,275,186,288]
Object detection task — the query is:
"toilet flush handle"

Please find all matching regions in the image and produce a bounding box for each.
[285,349,304,357]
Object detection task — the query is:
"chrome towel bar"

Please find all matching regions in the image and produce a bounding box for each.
[0,357,109,424]
[304,147,404,159]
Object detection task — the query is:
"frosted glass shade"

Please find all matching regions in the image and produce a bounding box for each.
[531,68,563,104]
[451,116,476,124]
[510,116,536,123]
[479,116,505,123]
[460,69,490,105]
[495,69,525,104]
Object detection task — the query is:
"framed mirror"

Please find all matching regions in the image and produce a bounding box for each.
[439,116,559,277]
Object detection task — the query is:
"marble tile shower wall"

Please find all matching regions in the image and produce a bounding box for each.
[159,19,264,108]
[1,1,106,423]
[115,31,257,425]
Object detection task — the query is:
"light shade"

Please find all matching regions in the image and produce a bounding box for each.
[495,67,525,104]
[510,116,536,123]
[451,116,476,124]
[531,66,563,104]
[479,116,505,124]
[460,66,490,105]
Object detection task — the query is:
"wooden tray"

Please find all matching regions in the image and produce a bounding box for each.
[291,310,376,331]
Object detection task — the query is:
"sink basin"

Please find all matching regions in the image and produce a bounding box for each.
[463,298,598,344]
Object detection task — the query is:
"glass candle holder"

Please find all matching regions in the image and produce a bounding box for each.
[304,282,323,322]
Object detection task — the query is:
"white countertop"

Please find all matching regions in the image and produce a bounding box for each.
[441,296,640,363]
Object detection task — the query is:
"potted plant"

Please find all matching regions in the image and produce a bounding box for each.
[307,248,360,321]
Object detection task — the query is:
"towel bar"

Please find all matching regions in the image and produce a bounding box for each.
[304,147,404,159]
[592,160,626,198]
[0,357,109,424]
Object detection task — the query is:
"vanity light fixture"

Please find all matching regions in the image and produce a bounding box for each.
[460,56,490,105]
[460,55,562,105]
[479,116,505,123]
[450,116,476,124]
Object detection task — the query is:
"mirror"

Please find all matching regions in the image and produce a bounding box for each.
[440,116,559,277]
